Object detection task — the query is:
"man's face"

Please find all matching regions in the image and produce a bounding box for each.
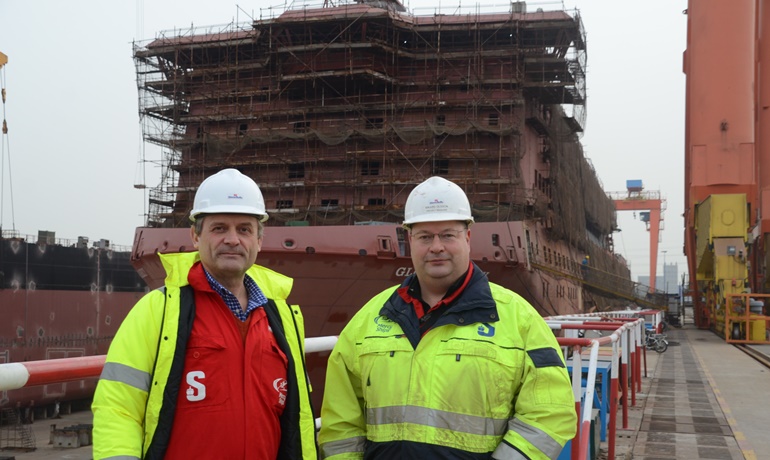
[191,214,262,283]
[409,221,470,287]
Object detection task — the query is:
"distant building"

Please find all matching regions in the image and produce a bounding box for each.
[638,262,678,294]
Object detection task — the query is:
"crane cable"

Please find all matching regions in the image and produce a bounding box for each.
[0,54,17,234]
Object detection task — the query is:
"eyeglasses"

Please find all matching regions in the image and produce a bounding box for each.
[411,229,466,246]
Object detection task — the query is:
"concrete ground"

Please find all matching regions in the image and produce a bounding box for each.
[0,404,93,460]
[597,325,770,460]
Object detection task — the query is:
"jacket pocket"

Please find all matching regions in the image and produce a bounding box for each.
[178,335,229,409]
[358,337,413,408]
[434,340,524,420]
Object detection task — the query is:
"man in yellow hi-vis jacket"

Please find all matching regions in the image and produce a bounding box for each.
[319,176,576,459]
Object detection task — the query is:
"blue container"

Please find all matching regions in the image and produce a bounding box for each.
[626,179,643,191]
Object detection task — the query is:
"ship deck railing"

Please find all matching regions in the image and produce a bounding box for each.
[0,230,132,253]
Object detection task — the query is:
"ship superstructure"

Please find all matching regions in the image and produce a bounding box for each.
[136,0,600,235]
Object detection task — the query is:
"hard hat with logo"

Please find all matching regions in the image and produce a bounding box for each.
[189,169,269,222]
[402,176,474,227]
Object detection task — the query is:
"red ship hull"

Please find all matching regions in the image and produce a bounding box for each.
[0,236,146,413]
[0,290,143,410]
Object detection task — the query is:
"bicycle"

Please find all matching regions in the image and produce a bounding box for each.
[645,331,668,353]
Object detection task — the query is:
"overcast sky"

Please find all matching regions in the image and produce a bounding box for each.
[0,0,686,282]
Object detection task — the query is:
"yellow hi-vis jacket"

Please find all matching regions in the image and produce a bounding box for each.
[319,267,576,459]
[91,252,317,460]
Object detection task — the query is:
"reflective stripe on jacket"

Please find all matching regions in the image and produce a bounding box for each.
[318,264,576,459]
[92,251,317,460]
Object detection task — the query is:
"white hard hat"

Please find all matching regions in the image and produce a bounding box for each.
[402,176,474,227]
[189,169,269,222]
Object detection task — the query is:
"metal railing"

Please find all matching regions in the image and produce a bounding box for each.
[725,293,770,344]
[0,313,649,460]
[546,311,647,460]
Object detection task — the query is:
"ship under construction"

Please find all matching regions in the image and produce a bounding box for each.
[0,0,668,417]
[131,0,644,321]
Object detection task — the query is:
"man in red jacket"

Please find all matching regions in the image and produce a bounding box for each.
[93,169,318,459]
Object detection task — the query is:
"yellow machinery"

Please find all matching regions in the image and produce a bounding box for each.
[694,194,769,343]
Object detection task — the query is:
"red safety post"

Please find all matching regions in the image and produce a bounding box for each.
[621,329,629,428]
[636,323,643,392]
[642,332,648,378]
[577,342,601,460]
[630,327,636,407]
[556,336,593,460]
[608,339,620,460]
[571,344,582,460]
[556,337,589,460]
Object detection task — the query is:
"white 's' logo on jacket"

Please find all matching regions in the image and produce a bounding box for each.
[186,371,206,402]
[273,378,287,406]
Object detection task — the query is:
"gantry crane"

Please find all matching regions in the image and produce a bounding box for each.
[608,180,665,292]
[684,0,770,343]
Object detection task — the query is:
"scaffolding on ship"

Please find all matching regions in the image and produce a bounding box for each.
[132,0,637,307]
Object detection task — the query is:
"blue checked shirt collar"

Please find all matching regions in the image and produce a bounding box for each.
[203,267,268,322]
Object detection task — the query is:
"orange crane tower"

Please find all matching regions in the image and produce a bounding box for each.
[684,0,770,343]
[609,180,665,291]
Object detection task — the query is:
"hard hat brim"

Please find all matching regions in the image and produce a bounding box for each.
[402,212,474,227]
[190,206,269,223]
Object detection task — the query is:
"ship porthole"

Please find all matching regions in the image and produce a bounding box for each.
[28,281,36,291]
[16,326,24,338]
[105,316,111,326]
[494,250,503,260]
[106,284,113,294]
[282,239,296,249]
[87,327,94,336]
[49,312,55,321]
[37,327,45,338]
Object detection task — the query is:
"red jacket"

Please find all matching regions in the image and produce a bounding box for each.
[164,263,288,459]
